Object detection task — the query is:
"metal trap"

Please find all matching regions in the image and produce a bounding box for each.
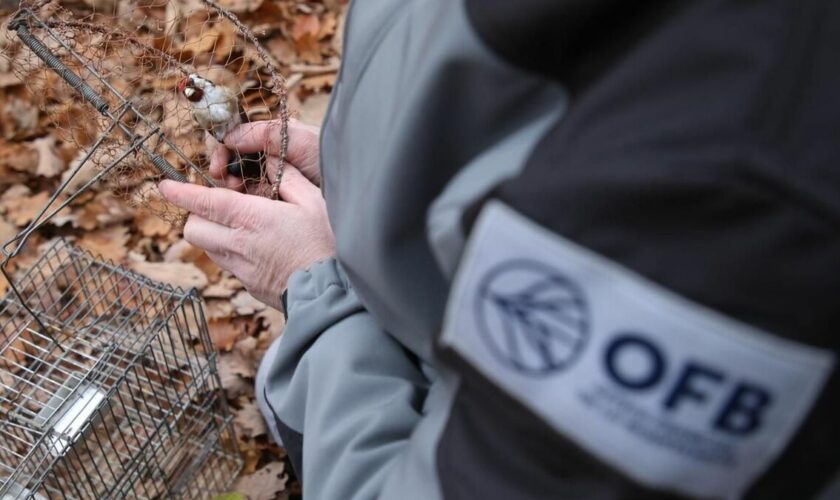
[0,240,241,498]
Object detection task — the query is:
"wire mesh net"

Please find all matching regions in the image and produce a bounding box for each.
[0,239,241,498]
[2,0,289,226]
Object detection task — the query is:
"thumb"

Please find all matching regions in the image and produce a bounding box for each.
[275,164,321,206]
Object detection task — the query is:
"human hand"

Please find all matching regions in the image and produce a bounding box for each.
[207,119,322,192]
[158,165,335,310]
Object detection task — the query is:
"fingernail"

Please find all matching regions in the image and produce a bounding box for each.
[158,180,174,199]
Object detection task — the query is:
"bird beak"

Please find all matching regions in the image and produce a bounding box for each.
[184,87,195,98]
[177,77,190,94]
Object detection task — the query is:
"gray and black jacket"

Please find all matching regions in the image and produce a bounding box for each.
[257,1,840,498]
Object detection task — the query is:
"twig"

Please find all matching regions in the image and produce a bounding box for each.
[21,0,52,12]
[289,61,340,75]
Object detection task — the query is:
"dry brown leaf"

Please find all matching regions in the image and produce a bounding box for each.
[231,290,266,316]
[297,93,331,127]
[128,261,208,290]
[72,192,135,230]
[224,344,257,378]
[194,252,223,282]
[218,351,255,399]
[164,239,202,262]
[233,336,261,372]
[332,4,347,56]
[72,203,104,231]
[235,462,287,500]
[77,225,130,263]
[61,150,100,192]
[256,307,285,346]
[0,72,23,89]
[180,23,237,59]
[0,332,31,371]
[234,400,267,438]
[31,136,64,178]
[0,142,38,173]
[236,436,285,478]
[135,211,171,237]
[48,208,77,228]
[0,216,15,247]
[292,13,320,40]
[300,73,336,92]
[0,185,29,203]
[218,0,264,14]
[0,165,28,189]
[81,0,117,11]
[0,217,13,296]
[208,319,242,351]
[291,14,323,64]
[204,273,244,298]
[1,97,39,140]
[239,438,263,476]
[265,37,296,66]
[206,299,236,320]
[164,241,223,281]
[1,190,54,227]
[289,59,341,75]
[97,195,136,226]
[319,11,338,39]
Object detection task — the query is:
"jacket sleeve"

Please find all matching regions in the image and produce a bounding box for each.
[255,258,431,500]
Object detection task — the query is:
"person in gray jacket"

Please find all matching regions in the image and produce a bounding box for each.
[161,1,840,498]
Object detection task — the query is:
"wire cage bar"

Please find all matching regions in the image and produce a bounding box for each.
[0,240,241,499]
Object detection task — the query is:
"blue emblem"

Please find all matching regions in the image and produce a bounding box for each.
[474,260,589,376]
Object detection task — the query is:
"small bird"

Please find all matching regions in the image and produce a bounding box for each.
[177,74,262,178]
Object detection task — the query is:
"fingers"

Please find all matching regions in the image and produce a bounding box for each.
[206,134,227,179]
[262,155,280,184]
[241,155,277,197]
[224,119,321,183]
[160,179,251,227]
[224,120,283,155]
[275,165,321,206]
[206,134,246,191]
[182,214,235,254]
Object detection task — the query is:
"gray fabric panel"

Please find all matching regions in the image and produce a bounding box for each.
[320,0,567,362]
[257,258,363,437]
[295,311,428,499]
[262,0,568,497]
[378,368,460,500]
[312,1,568,497]
[262,385,304,480]
[257,259,430,499]
[256,335,284,445]
[426,95,566,277]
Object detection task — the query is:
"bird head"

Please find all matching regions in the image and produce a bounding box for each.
[178,74,207,102]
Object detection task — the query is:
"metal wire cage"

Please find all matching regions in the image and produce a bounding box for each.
[0,239,241,499]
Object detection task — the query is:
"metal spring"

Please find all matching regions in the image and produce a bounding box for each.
[149,152,188,183]
[11,22,110,115]
[10,15,189,184]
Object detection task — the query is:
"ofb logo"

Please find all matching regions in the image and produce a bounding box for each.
[474,260,589,376]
